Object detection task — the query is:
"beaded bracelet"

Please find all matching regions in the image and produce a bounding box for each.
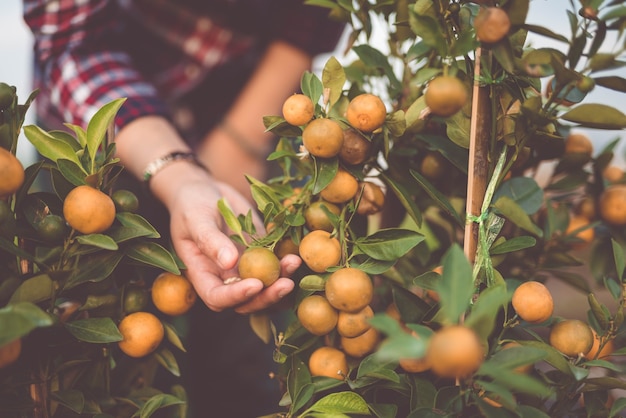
[142,151,209,185]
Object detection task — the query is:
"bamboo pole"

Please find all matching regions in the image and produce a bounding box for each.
[464,47,492,263]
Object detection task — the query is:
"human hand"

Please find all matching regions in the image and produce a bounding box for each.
[167,175,301,314]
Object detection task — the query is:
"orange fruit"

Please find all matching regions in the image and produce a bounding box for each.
[599,185,626,226]
[325,267,374,313]
[564,132,593,155]
[304,200,341,232]
[575,197,596,220]
[297,294,339,336]
[586,330,615,360]
[111,189,139,213]
[424,76,468,117]
[302,118,344,158]
[603,165,624,184]
[426,325,484,379]
[308,346,348,380]
[549,319,594,357]
[282,93,314,126]
[151,272,197,316]
[238,247,281,287]
[565,214,594,245]
[117,311,164,358]
[274,236,300,258]
[0,147,25,198]
[340,327,380,358]
[0,338,21,368]
[473,7,511,44]
[337,305,374,338]
[319,169,359,204]
[299,230,341,273]
[420,152,447,180]
[36,214,69,242]
[339,128,373,165]
[63,185,116,234]
[399,355,431,373]
[511,281,554,324]
[355,181,385,216]
[345,93,387,133]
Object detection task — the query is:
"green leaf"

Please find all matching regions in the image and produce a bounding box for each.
[57,158,87,186]
[465,284,509,341]
[64,318,122,343]
[217,198,243,236]
[308,391,370,415]
[8,273,55,304]
[379,172,422,226]
[125,241,181,274]
[154,346,181,377]
[301,71,324,105]
[163,322,186,353]
[312,158,338,194]
[446,111,471,148]
[410,169,463,227]
[352,44,402,93]
[492,196,543,237]
[75,234,119,250]
[299,274,326,291]
[66,252,124,288]
[611,239,625,281]
[51,390,85,414]
[493,177,543,215]
[436,244,475,325]
[490,236,536,255]
[134,393,185,418]
[86,98,126,166]
[115,212,160,239]
[322,56,346,110]
[595,76,626,93]
[560,104,626,130]
[63,123,87,148]
[408,13,446,57]
[23,125,86,171]
[353,228,424,261]
[0,302,54,345]
[522,24,568,43]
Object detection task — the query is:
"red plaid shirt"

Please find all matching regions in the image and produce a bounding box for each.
[23,0,344,131]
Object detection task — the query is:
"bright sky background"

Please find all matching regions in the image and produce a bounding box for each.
[1,0,624,166]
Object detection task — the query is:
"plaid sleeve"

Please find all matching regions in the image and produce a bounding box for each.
[23,0,170,130]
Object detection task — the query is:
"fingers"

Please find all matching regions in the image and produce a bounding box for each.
[234,277,296,314]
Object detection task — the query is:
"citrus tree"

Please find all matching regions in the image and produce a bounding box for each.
[216,0,626,417]
[0,85,196,417]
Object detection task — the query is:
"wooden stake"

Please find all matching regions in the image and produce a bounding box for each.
[464,47,492,263]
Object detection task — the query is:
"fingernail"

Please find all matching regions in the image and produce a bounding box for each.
[278,289,290,298]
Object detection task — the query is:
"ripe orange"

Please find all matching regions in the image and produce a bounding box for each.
[399,355,431,373]
[511,281,554,324]
[304,200,341,232]
[282,93,315,126]
[345,93,387,133]
[565,215,594,245]
[599,185,626,226]
[111,189,140,213]
[340,327,380,358]
[603,165,624,184]
[564,132,593,155]
[339,128,373,165]
[299,230,341,273]
[238,247,281,287]
[297,294,339,336]
[424,76,468,117]
[420,152,447,180]
[473,7,511,44]
[117,311,164,358]
[0,147,25,198]
[586,330,615,360]
[151,272,197,316]
[426,325,484,379]
[575,196,596,220]
[355,182,385,216]
[325,267,374,313]
[308,346,348,380]
[302,118,344,158]
[337,305,374,338]
[63,185,116,234]
[320,169,359,204]
[0,338,21,368]
[274,236,300,258]
[549,319,594,357]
